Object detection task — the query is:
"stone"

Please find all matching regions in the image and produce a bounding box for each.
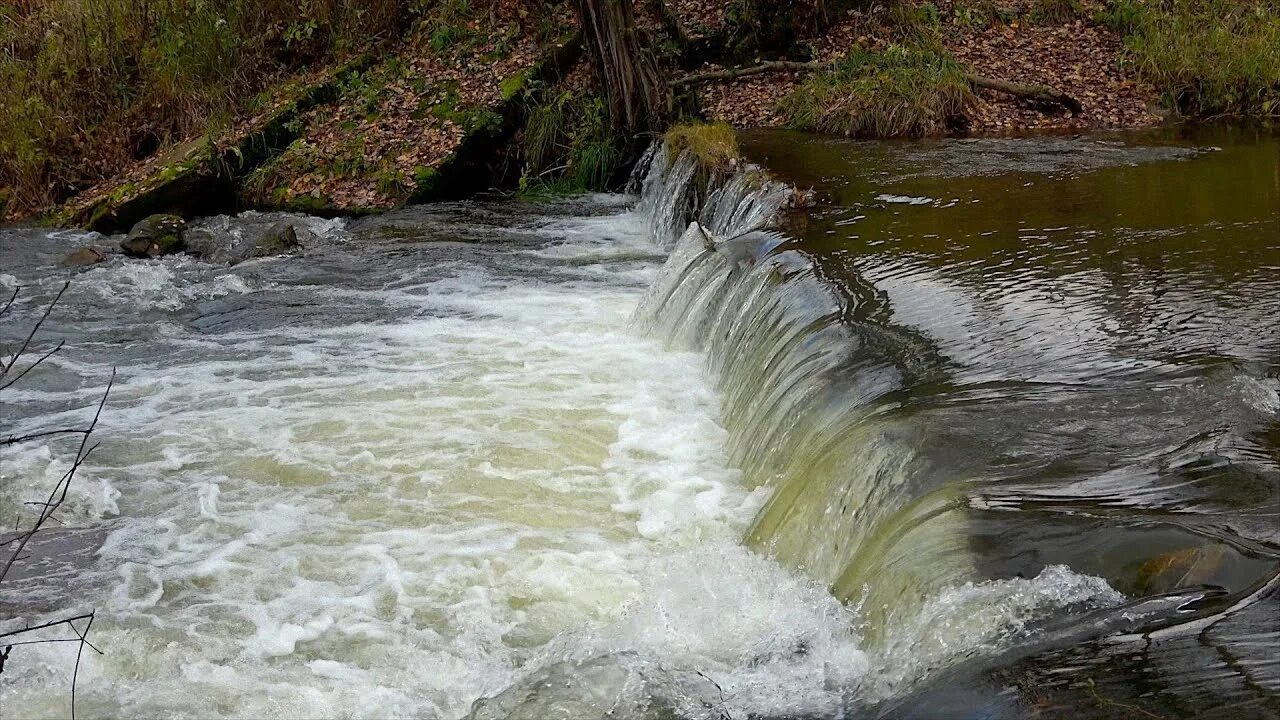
[248,223,300,259]
[182,230,222,260]
[62,247,107,267]
[1135,544,1229,595]
[120,214,187,258]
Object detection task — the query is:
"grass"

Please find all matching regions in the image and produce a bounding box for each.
[0,0,416,218]
[1097,0,1280,116]
[518,89,623,195]
[1029,0,1086,24]
[663,122,741,174]
[779,44,973,137]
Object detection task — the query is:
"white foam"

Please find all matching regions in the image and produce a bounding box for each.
[875,193,935,205]
[79,256,256,310]
[1,192,1125,719]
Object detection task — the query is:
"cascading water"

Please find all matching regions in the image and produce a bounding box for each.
[624,145,1128,691]
[1,142,1143,720]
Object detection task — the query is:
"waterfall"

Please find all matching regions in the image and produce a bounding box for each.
[632,143,981,636]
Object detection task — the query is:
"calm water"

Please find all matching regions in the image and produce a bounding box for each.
[0,127,1277,719]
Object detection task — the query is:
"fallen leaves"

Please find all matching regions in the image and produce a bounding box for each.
[692,0,1162,134]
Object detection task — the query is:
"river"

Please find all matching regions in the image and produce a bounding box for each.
[1,126,1277,719]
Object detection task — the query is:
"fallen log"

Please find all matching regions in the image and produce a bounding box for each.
[965,74,1083,115]
[669,60,824,87]
[670,62,1083,115]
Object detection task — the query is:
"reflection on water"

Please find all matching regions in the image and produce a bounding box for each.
[742,125,1280,716]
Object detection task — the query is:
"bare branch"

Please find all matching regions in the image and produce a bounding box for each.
[967,74,1083,115]
[0,340,65,391]
[0,287,17,319]
[0,281,106,710]
[0,612,97,642]
[0,280,69,377]
[2,428,92,448]
[670,60,823,87]
[0,371,112,586]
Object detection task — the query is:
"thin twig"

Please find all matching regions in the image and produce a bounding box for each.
[0,287,17,318]
[71,612,97,720]
[0,612,97,641]
[0,281,68,376]
[2,428,92,447]
[0,340,65,391]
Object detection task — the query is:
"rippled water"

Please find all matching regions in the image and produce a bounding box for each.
[1,127,1277,719]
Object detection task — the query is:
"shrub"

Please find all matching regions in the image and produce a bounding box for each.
[518,90,623,194]
[779,45,973,137]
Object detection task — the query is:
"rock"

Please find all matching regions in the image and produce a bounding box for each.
[467,653,728,720]
[120,214,187,258]
[62,247,107,267]
[182,230,222,260]
[248,222,300,259]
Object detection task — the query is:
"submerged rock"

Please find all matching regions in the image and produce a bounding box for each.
[120,214,187,258]
[62,247,107,267]
[181,221,302,265]
[467,653,728,720]
[245,222,300,260]
[1135,544,1229,595]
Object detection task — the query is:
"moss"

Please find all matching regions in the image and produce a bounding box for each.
[500,70,532,102]
[1097,0,1280,117]
[663,122,741,175]
[779,44,972,137]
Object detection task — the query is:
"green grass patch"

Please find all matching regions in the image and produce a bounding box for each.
[1029,0,1086,24]
[663,122,741,174]
[1097,0,1280,116]
[779,45,973,137]
[518,90,623,195]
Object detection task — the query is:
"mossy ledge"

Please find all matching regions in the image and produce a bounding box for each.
[54,52,379,233]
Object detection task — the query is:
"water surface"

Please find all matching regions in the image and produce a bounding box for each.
[0,127,1277,719]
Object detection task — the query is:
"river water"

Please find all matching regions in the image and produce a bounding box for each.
[1,127,1277,719]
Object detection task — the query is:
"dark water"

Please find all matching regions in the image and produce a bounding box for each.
[740,126,1280,718]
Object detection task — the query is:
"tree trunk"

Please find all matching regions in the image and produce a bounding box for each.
[573,0,669,134]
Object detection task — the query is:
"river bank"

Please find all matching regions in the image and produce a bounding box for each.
[2,0,1277,227]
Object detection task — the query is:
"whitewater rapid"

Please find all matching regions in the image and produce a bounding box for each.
[0,155,1125,719]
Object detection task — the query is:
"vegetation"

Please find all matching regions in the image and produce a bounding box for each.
[0,0,412,215]
[664,122,740,174]
[1029,0,1086,24]
[1098,0,1280,116]
[2,0,1277,222]
[518,88,623,195]
[779,45,973,137]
